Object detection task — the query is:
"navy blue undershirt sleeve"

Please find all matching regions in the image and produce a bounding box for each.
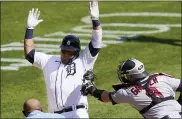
[177,80,182,105]
[109,92,117,105]
[26,49,35,64]
[177,92,182,105]
[88,41,100,57]
[177,80,182,92]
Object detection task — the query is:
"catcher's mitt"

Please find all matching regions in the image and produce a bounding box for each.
[81,70,96,96]
[83,70,95,82]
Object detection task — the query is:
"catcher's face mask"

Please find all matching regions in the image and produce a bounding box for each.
[117,61,130,84]
[117,58,148,84]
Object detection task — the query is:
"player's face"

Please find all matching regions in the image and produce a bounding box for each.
[61,50,75,64]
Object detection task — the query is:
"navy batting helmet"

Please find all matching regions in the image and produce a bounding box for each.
[117,58,148,84]
[60,35,81,52]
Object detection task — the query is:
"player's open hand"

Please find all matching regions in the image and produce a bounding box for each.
[89,0,99,20]
[27,8,43,29]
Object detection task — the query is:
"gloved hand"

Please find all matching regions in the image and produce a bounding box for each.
[81,81,95,96]
[81,70,96,96]
[27,8,43,29]
[89,0,99,20]
[83,70,95,82]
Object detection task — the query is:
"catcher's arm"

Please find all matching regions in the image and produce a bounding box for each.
[90,88,111,103]
[24,8,43,63]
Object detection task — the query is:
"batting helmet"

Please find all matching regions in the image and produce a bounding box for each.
[60,35,81,52]
[60,35,81,64]
[117,58,148,84]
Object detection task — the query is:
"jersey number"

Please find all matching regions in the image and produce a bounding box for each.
[146,87,164,98]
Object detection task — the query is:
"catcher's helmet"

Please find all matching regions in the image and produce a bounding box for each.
[60,35,81,52]
[117,58,148,84]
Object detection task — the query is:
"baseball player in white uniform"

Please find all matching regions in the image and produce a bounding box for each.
[24,1,102,118]
[81,58,182,119]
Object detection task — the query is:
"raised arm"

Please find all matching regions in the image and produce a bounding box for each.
[80,1,102,70]
[24,8,43,61]
[89,0,102,54]
[89,1,101,30]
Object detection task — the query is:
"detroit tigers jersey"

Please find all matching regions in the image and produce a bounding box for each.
[111,74,181,118]
[33,29,102,113]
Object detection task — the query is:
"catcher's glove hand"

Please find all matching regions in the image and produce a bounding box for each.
[83,70,95,82]
[81,70,96,96]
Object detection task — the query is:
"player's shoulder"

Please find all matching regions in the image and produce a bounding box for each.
[42,54,60,64]
[35,51,55,58]
[159,72,173,77]
[73,56,82,62]
[50,55,60,61]
[152,72,173,78]
[153,72,173,82]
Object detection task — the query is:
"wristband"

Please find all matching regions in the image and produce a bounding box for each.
[92,20,100,27]
[93,88,104,102]
[24,29,33,39]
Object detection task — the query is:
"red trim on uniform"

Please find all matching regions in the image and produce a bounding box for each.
[159,72,173,77]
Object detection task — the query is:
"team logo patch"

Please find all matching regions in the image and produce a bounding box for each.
[67,40,71,45]
[138,65,143,70]
[66,62,76,77]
